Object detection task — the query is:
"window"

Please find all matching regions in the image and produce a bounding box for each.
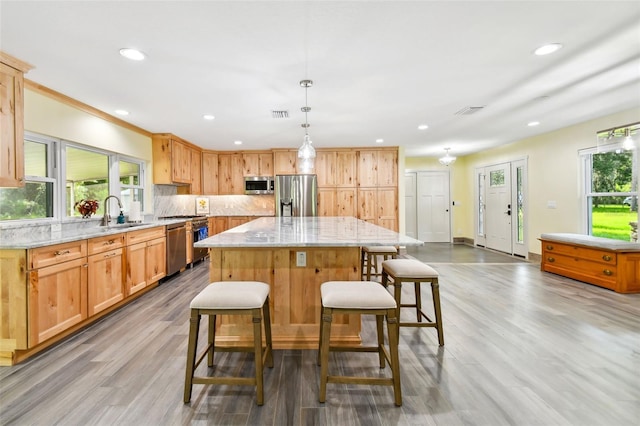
[0,132,146,222]
[0,137,56,220]
[582,124,639,241]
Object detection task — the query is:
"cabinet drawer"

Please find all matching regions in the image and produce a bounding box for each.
[29,241,87,270]
[544,253,617,288]
[88,234,126,255]
[543,242,617,265]
[126,226,166,245]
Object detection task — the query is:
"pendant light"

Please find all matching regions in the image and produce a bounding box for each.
[298,79,316,173]
[439,148,457,166]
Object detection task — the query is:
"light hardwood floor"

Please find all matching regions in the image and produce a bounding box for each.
[1,245,639,425]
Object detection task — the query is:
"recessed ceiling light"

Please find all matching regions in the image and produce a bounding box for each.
[534,43,563,56]
[115,109,129,116]
[119,48,146,61]
[528,121,540,127]
[418,124,429,130]
[376,139,384,144]
[234,140,243,145]
[203,114,215,120]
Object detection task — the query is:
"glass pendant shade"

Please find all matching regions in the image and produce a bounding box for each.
[298,134,316,173]
[439,148,456,166]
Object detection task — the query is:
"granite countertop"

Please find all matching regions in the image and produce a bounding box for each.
[195,216,424,248]
[540,233,640,251]
[0,220,185,249]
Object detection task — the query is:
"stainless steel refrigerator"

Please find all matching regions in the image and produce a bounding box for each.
[275,174,318,217]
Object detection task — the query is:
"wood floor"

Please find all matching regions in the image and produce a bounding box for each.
[1,244,639,425]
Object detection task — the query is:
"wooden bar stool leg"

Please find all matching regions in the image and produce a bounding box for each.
[184,310,200,403]
[252,308,265,405]
[431,281,445,346]
[319,307,332,403]
[262,297,274,368]
[415,282,423,322]
[386,308,402,406]
[376,315,385,368]
[207,314,216,366]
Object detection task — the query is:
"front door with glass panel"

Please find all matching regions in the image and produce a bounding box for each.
[485,162,512,253]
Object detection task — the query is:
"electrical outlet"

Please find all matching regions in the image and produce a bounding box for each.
[296,251,306,267]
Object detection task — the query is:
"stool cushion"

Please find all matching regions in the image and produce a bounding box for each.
[321,281,396,309]
[363,246,398,254]
[382,259,439,279]
[190,281,270,309]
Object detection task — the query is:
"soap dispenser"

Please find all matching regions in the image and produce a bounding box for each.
[117,210,125,224]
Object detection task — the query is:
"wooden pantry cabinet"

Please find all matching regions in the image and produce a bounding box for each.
[0,52,32,187]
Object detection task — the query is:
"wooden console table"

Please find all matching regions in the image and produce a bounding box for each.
[540,233,640,293]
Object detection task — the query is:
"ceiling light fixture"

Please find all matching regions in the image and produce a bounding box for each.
[528,121,540,127]
[418,124,429,130]
[439,148,456,166]
[534,43,563,56]
[298,79,316,173]
[119,48,146,61]
[376,139,384,144]
[234,140,242,145]
[203,114,215,120]
[114,109,129,116]
[622,128,635,151]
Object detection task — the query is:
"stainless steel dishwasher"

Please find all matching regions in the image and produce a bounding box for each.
[166,221,187,276]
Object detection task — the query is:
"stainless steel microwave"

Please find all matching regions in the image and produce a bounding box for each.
[244,176,274,194]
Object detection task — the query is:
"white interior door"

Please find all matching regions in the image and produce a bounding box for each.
[485,163,512,253]
[417,171,450,242]
[404,173,417,239]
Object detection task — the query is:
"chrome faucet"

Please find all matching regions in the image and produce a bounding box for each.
[101,195,123,226]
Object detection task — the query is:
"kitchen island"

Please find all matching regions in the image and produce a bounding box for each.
[194,216,423,348]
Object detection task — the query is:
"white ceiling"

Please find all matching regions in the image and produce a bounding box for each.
[2,1,639,158]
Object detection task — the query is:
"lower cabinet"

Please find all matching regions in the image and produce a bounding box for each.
[87,247,125,316]
[126,227,167,296]
[28,257,88,347]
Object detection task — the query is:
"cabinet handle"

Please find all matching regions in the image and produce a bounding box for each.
[547,257,555,263]
[603,269,612,276]
[104,239,116,245]
[54,249,70,256]
[546,245,553,250]
[104,252,118,258]
[602,255,612,262]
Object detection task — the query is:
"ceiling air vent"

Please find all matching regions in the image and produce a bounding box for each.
[271,110,289,119]
[455,106,485,115]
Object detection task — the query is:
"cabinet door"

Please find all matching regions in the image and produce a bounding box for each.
[335,151,357,187]
[243,153,260,177]
[190,148,202,194]
[28,258,88,346]
[377,150,398,187]
[146,237,166,284]
[202,152,219,195]
[273,150,297,175]
[171,140,190,183]
[357,188,377,224]
[318,188,337,216]
[228,216,251,229]
[0,62,25,187]
[186,222,193,264]
[357,151,378,187]
[377,187,398,231]
[219,154,244,194]
[337,188,356,217]
[315,151,336,187]
[209,217,228,236]
[87,248,124,316]
[259,153,274,176]
[126,241,147,295]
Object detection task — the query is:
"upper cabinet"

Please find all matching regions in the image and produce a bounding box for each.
[273,150,298,175]
[218,153,244,194]
[0,52,33,187]
[152,134,202,191]
[357,149,398,187]
[243,152,273,177]
[201,152,219,195]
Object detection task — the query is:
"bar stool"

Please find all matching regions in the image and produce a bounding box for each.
[318,281,402,406]
[361,246,398,280]
[381,259,444,346]
[184,281,274,406]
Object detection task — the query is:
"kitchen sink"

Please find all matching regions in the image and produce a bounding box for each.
[100,223,146,231]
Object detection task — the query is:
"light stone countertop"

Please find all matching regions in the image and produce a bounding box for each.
[194,216,424,248]
[0,220,185,249]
